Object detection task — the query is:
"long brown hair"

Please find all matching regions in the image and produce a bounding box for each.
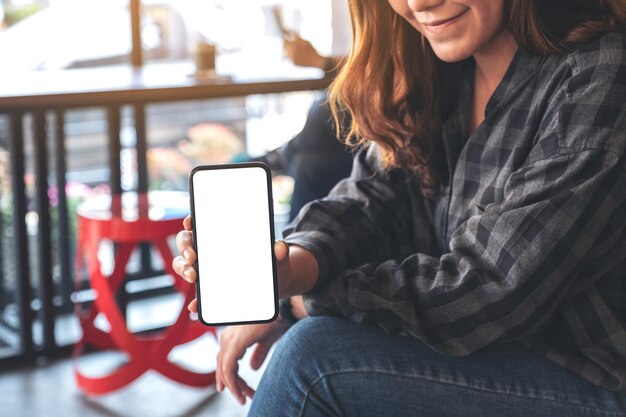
[330,0,626,197]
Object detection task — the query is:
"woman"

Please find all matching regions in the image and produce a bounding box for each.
[174,0,626,415]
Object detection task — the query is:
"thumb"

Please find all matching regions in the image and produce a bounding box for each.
[274,240,290,263]
[274,241,292,297]
[183,215,192,231]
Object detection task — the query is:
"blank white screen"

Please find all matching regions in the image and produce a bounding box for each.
[192,166,276,324]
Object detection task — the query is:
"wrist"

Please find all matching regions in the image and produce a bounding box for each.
[290,296,309,320]
[320,57,335,72]
[278,298,298,327]
[283,244,319,297]
[312,54,331,71]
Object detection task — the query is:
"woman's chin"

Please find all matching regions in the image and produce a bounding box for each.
[429,43,474,63]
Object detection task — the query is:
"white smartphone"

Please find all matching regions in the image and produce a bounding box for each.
[189,163,279,326]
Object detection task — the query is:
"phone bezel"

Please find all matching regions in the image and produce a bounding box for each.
[188,162,279,327]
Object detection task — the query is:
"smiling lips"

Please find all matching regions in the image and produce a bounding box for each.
[420,9,469,33]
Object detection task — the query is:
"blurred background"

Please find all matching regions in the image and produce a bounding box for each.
[0,0,351,415]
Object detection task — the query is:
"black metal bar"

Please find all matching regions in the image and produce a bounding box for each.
[134,104,152,272]
[130,0,143,67]
[54,110,73,313]
[106,106,129,316]
[7,113,33,358]
[107,106,122,195]
[32,110,56,353]
[134,103,148,193]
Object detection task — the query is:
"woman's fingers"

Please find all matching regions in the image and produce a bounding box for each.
[221,374,254,405]
[237,378,256,401]
[215,324,286,404]
[220,347,245,403]
[183,214,192,231]
[187,298,198,313]
[175,230,196,264]
[215,349,224,392]
[218,330,251,404]
[172,255,196,283]
[173,223,197,284]
[249,341,272,371]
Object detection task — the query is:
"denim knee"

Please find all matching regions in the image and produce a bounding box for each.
[270,317,344,379]
[248,317,348,417]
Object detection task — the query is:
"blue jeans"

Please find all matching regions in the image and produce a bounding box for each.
[248,317,626,417]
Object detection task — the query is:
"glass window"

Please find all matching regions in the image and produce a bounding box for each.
[0,0,350,359]
[0,0,348,72]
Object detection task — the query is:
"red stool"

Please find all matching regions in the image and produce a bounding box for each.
[73,191,216,395]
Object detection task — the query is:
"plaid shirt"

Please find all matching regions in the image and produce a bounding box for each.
[283,32,626,392]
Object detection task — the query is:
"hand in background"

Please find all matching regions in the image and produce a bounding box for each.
[284,35,329,70]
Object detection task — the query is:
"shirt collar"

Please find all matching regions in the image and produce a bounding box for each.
[486,48,546,115]
[437,48,545,181]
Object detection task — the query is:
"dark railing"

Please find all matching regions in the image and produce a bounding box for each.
[0,60,330,366]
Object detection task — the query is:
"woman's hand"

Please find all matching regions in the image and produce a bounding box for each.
[173,216,293,312]
[171,215,319,403]
[172,215,318,310]
[284,36,328,70]
[172,216,295,311]
[172,215,198,311]
[216,320,289,404]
